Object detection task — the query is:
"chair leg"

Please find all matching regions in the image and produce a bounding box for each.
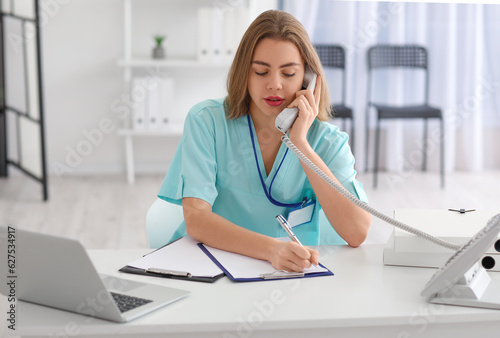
[374,118,381,188]
[422,118,428,172]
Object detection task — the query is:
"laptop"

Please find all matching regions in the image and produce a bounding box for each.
[0,227,190,323]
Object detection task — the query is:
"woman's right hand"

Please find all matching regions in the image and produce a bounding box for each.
[268,240,319,272]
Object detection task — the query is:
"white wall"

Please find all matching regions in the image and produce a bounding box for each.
[43,0,124,176]
[41,0,277,177]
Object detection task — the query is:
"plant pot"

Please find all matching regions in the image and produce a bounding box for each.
[152,46,165,59]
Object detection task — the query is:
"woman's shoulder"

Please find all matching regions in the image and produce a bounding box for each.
[183,98,229,135]
[184,98,227,128]
[308,120,354,165]
[188,98,226,118]
[309,119,349,146]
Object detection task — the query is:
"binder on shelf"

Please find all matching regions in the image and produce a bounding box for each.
[222,8,236,62]
[383,208,500,270]
[197,7,211,62]
[132,77,147,130]
[198,243,333,282]
[120,236,225,283]
[197,6,250,63]
[131,76,176,132]
[147,77,160,131]
[159,77,174,131]
[210,7,223,63]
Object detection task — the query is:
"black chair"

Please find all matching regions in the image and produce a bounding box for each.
[315,45,354,151]
[365,44,444,188]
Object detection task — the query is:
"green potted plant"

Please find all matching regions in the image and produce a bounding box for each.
[152,35,166,59]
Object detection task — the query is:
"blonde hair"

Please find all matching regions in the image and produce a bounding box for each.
[225,10,331,121]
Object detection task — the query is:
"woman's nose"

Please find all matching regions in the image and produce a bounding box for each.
[267,73,282,90]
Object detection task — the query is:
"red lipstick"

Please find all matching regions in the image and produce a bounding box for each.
[264,96,284,107]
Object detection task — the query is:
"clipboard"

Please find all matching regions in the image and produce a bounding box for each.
[198,243,334,282]
[119,237,225,283]
[117,266,224,283]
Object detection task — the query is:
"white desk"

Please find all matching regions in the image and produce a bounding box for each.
[13,244,500,338]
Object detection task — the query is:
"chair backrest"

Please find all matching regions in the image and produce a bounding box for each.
[367,44,430,105]
[368,45,427,70]
[146,198,184,248]
[315,44,346,69]
[315,44,347,104]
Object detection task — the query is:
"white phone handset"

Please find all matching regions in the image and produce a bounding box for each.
[275,66,318,133]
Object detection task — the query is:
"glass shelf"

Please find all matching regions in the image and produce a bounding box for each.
[117,58,231,68]
[117,127,183,137]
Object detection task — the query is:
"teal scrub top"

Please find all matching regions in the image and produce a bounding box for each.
[158,98,368,245]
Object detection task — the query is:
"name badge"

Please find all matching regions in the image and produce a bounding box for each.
[288,200,315,228]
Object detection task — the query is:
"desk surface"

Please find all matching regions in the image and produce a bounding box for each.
[12,244,500,338]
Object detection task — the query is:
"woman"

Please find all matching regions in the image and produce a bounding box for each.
[158,10,370,272]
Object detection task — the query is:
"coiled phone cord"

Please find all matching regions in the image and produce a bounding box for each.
[281,135,462,251]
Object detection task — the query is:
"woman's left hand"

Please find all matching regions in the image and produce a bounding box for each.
[287,75,322,144]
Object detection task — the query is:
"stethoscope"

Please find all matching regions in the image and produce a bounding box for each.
[247,114,304,208]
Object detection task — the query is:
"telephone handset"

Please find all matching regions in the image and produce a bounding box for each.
[275,65,318,133]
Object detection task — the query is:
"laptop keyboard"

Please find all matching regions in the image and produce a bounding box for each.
[110,292,153,313]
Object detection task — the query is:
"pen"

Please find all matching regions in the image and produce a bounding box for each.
[146,268,192,278]
[275,214,318,268]
[276,214,302,246]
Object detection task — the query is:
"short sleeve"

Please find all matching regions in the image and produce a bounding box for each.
[158,101,219,206]
[312,122,368,204]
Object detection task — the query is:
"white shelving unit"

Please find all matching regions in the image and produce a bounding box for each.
[118,0,239,184]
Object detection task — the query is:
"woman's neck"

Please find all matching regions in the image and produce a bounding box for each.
[248,106,283,139]
[249,111,284,176]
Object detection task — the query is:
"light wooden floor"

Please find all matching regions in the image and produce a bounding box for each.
[1,170,499,249]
